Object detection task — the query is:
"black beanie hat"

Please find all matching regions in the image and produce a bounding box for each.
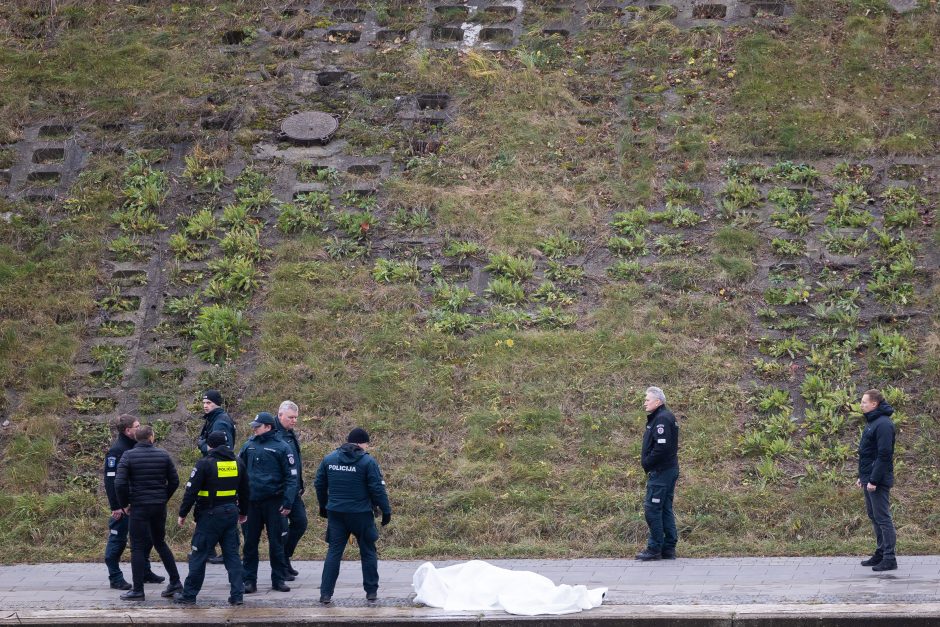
[206,431,228,448]
[203,390,223,406]
[347,427,370,444]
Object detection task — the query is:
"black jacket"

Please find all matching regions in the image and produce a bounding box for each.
[199,407,236,456]
[114,442,180,508]
[238,429,299,509]
[858,401,895,487]
[103,432,137,510]
[642,404,679,473]
[274,417,304,497]
[314,443,391,515]
[179,446,250,519]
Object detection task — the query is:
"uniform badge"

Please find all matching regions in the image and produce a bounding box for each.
[656,425,665,435]
[107,456,117,468]
[288,454,295,465]
[190,469,196,478]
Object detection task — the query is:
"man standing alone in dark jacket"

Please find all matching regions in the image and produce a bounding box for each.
[314,428,391,604]
[857,389,898,571]
[114,425,182,600]
[636,387,679,562]
[103,414,162,590]
[198,390,235,455]
[274,400,307,578]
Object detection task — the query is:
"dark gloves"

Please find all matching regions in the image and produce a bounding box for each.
[319,506,327,518]
[381,512,391,527]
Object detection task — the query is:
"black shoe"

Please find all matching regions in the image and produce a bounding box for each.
[173,592,196,605]
[366,591,378,602]
[208,555,225,565]
[161,581,183,598]
[121,589,145,601]
[872,559,898,572]
[861,554,883,567]
[319,595,332,604]
[286,562,299,577]
[244,582,257,594]
[661,551,677,560]
[272,582,291,592]
[635,549,662,561]
[285,574,296,582]
[229,597,243,606]
[110,580,132,590]
[143,572,165,584]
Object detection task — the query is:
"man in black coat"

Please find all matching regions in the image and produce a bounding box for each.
[274,400,307,578]
[197,389,235,563]
[175,431,251,605]
[114,425,182,600]
[636,386,680,562]
[103,414,162,590]
[857,388,898,571]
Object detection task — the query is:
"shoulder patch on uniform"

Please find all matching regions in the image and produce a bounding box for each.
[287,454,295,465]
[107,456,117,468]
[656,425,665,435]
[190,469,197,478]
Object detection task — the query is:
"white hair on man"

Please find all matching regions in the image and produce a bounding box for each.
[645,386,666,405]
[278,400,299,414]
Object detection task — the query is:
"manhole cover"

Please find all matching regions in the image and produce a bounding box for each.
[279,111,339,145]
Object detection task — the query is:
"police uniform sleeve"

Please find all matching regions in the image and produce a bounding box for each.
[642,415,671,471]
[114,451,131,509]
[210,415,236,449]
[279,444,299,510]
[237,459,250,515]
[165,453,180,501]
[313,459,328,510]
[365,457,391,515]
[179,459,207,518]
[103,448,122,510]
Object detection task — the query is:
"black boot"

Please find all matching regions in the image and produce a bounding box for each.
[121,589,145,601]
[635,549,662,561]
[286,560,299,577]
[872,559,898,572]
[161,581,183,598]
[110,580,132,590]
[861,553,883,567]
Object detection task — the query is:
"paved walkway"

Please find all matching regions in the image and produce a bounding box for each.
[1,557,939,622]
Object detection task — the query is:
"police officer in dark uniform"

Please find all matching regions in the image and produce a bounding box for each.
[174,431,251,605]
[314,428,391,604]
[103,414,162,590]
[274,400,307,579]
[238,412,298,593]
[197,389,235,563]
[636,386,679,562]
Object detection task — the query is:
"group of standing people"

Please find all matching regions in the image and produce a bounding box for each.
[103,391,392,605]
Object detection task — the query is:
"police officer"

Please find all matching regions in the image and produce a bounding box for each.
[314,428,391,604]
[103,414,162,590]
[239,412,298,593]
[857,388,898,571]
[114,425,182,601]
[175,431,251,605]
[274,400,307,578]
[636,386,679,562]
[198,389,235,563]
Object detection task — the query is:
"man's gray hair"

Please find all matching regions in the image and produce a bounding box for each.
[646,386,666,404]
[278,400,299,415]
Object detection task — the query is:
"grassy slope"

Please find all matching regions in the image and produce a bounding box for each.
[1,0,939,562]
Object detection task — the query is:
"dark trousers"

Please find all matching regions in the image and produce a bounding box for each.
[284,496,308,560]
[105,514,154,584]
[864,485,897,560]
[320,511,379,597]
[644,466,679,553]
[129,503,180,592]
[242,497,289,585]
[181,504,244,601]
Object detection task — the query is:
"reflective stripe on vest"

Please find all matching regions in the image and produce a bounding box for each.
[197,489,237,497]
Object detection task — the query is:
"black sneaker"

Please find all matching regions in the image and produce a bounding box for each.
[285,574,296,582]
[861,554,883,567]
[872,559,898,572]
[286,561,299,577]
[110,580,132,591]
[319,595,332,604]
[635,549,662,561]
[228,597,243,606]
[208,555,225,565]
[173,592,196,605]
[143,572,165,584]
[244,582,257,594]
[120,589,145,601]
[161,581,183,598]
[366,591,378,602]
[272,582,291,592]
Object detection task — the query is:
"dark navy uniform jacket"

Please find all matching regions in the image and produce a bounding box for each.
[104,432,137,511]
[858,401,896,487]
[238,429,299,510]
[179,445,250,520]
[274,417,304,496]
[641,404,679,473]
[314,443,391,515]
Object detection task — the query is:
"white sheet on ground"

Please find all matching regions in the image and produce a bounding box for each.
[412,560,607,616]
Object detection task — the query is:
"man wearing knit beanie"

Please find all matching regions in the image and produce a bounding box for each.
[313,428,392,604]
